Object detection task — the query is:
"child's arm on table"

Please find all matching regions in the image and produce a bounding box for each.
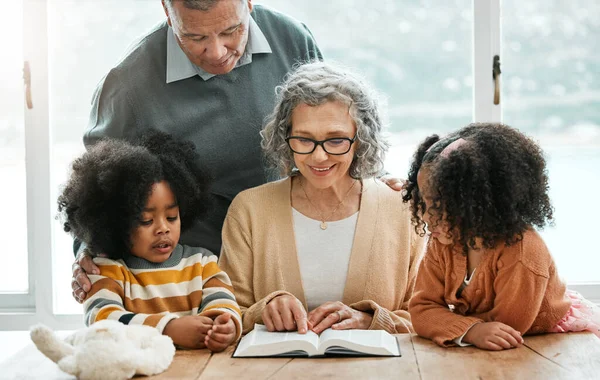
[470,247,553,336]
[197,254,242,352]
[205,313,237,352]
[409,250,484,347]
[84,258,210,349]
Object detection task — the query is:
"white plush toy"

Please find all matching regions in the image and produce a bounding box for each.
[30,319,176,380]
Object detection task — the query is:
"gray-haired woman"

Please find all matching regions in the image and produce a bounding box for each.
[219,61,425,335]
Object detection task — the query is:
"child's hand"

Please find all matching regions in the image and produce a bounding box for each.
[163,315,214,349]
[463,321,524,350]
[205,313,237,352]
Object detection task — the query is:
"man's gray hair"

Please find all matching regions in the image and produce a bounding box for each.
[164,0,243,12]
[261,61,389,179]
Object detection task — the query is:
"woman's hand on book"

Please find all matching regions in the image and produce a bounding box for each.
[263,295,310,334]
[308,302,373,333]
[205,313,237,352]
[463,321,524,350]
[163,315,213,349]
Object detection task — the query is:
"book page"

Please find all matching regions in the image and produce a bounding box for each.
[317,329,400,356]
[234,324,321,357]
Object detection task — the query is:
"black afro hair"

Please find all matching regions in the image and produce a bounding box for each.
[57,130,212,259]
[402,123,553,251]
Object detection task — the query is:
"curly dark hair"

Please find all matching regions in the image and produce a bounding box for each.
[57,131,212,260]
[402,123,554,252]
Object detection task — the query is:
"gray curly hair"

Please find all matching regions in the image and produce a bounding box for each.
[261,61,389,179]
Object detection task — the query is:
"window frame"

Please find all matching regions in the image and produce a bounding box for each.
[0,0,597,330]
[473,0,502,123]
[472,0,599,304]
[0,0,82,331]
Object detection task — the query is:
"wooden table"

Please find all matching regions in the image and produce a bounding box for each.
[1,332,599,379]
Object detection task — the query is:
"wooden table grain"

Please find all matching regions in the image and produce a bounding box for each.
[1,333,599,379]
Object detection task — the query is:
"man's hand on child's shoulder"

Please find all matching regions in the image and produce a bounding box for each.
[205,313,237,353]
[71,249,102,303]
[163,315,214,349]
[379,175,406,192]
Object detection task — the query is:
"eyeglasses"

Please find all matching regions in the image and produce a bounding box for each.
[285,136,356,155]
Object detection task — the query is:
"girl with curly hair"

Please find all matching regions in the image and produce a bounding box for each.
[58,131,241,352]
[403,123,600,350]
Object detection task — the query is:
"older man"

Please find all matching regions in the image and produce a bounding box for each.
[71,0,322,302]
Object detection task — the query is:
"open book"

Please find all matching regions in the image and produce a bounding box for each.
[233,324,400,358]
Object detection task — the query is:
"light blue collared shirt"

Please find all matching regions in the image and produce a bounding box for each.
[166,17,272,83]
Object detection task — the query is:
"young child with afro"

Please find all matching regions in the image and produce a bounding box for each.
[403,123,600,350]
[58,131,241,351]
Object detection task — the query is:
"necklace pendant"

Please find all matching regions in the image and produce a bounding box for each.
[320,221,328,230]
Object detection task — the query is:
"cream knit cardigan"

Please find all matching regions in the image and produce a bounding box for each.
[219,177,425,334]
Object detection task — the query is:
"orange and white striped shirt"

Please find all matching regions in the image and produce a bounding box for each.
[83,245,242,339]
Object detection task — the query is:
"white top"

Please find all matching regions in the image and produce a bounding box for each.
[464,267,477,284]
[292,208,359,311]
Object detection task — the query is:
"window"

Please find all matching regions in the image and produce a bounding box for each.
[502,0,600,285]
[47,0,165,315]
[0,1,30,301]
[1,0,598,330]
[0,0,165,329]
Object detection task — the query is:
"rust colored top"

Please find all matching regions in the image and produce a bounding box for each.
[410,229,571,347]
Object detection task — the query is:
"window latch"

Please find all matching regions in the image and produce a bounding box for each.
[493,55,501,105]
[23,61,33,109]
